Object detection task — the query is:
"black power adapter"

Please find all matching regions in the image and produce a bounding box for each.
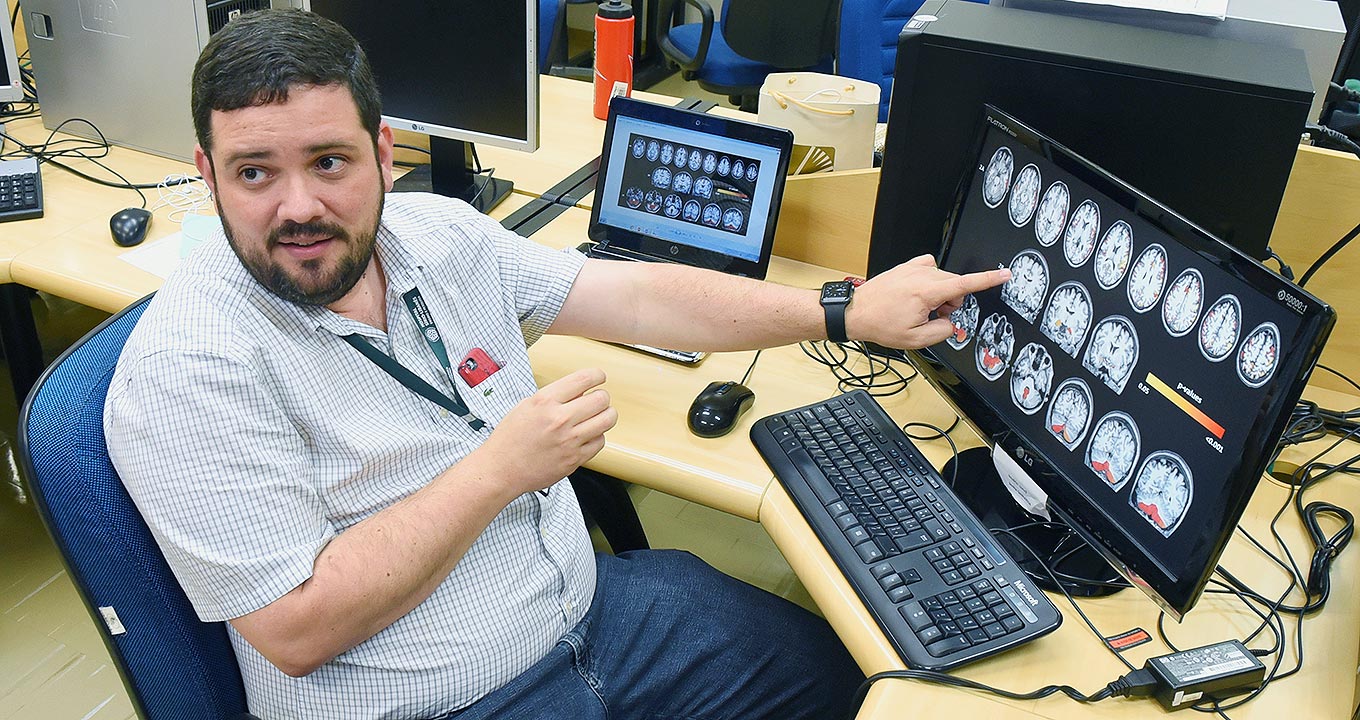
[1143,640,1266,710]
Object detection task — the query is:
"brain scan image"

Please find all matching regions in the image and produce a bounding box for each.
[647,140,660,162]
[1093,220,1133,290]
[644,191,663,214]
[1047,378,1093,450]
[1082,316,1139,394]
[1001,250,1049,323]
[1126,243,1168,314]
[688,149,703,171]
[1085,411,1140,490]
[1008,164,1042,227]
[624,187,643,209]
[1063,200,1101,268]
[632,138,646,158]
[982,146,1014,208]
[702,203,722,227]
[718,156,731,176]
[975,313,1016,380]
[682,200,701,222]
[1237,322,1281,388]
[660,144,674,165]
[651,166,672,189]
[722,208,744,232]
[1198,294,1241,363]
[746,162,759,182]
[674,147,688,168]
[1040,281,1093,357]
[1034,181,1070,247]
[663,194,683,218]
[703,152,717,174]
[1161,268,1204,337]
[673,172,693,194]
[732,160,745,179]
[693,176,713,199]
[1010,343,1055,415]
[1130,451,1193,537]
[947,294,980,350]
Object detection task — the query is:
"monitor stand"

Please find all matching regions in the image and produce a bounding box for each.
[942,446,1125,598]
[391,136,513,213]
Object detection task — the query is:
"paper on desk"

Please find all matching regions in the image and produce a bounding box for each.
[117,214,222,279]
[992,443,1051,521]
[1052,0,1227,20]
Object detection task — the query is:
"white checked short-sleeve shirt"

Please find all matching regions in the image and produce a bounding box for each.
[105,193,595,719]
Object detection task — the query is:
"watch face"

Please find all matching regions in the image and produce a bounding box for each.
[1010,342,1055,415]
[1237,322,1281,388]
[1082,315,1139,394]
[1130,451,1193,537]
[1086,410,1141,491]
[1039,281,1093,358]
[975,312,1015,380]
[1008,164,1042,227]
[947,294,980,350]
[1198,294,1241,363]
[1063,199,1101,268]
[1001,249,1049,323]
[1093,220,1133,290]
[1034,181,1070,247]
[982,146,1014,208]
[1126,243,1168,314]
[1161,268,1204,337]
[1047,378,1093,450]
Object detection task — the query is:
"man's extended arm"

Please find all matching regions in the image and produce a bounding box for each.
[549,254,1012,351]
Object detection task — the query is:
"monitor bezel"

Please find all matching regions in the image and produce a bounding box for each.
[0,13,24,104]
[588,96,794,280]
[905,104,1335,619]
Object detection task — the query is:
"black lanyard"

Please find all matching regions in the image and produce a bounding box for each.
[343,287,487,433]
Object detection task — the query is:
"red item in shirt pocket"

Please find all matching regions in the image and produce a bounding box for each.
[457,348,500,387]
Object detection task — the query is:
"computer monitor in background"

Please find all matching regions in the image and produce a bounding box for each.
[907,104,1333,619]
[306,0,537,212]
[869,0,1313,278]
[0,9,26,104]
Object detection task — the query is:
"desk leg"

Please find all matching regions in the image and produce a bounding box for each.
[0,284,43,405]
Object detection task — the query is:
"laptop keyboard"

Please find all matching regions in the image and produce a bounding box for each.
[751,390,1062,670]
[0,158,44,222]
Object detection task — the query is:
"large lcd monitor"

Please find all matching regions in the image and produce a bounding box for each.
[0,10,25,104]
[907,105,1334,619]
[307,0,537,211]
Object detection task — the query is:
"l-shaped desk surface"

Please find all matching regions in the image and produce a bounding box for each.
[2,75,1358,719]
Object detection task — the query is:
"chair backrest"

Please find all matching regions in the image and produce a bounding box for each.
[18,294,251,720]
[723,0,840,70]
[838,0,987,122]
[538,0,566,71]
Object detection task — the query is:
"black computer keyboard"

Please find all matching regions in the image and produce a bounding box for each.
[0,157,43,222]
[751,390,1062,670]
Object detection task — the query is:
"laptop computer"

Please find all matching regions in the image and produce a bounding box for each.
[583,96,795,364]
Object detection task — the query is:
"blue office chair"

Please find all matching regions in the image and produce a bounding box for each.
[18,294,259,720]
[658,0,838,111]
[837,0,988,121]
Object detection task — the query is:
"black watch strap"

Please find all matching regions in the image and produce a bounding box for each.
[821,281,853,343]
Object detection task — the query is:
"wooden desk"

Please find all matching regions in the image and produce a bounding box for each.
[762,383,1360,720]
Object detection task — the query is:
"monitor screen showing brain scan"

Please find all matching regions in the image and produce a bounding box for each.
[911,107,1333,617]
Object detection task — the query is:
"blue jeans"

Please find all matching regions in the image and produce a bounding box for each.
[446,550,864,720]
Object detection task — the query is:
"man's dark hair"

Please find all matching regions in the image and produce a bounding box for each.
[191,9,381,154]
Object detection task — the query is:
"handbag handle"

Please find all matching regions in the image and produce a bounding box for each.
[768,88,855,116]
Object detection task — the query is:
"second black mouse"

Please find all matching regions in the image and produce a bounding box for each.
[110,207,153,247]
[687,381,756,438]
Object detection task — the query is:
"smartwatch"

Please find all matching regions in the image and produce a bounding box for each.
[820,281,855,343]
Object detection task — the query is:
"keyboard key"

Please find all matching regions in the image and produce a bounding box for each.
[925,635,971,657]
[880,573,904,591]
[958,616,980,632]
[887,585,914,603]
[917,625,943,645]
[975,609,996,624]
[855,542,885,564]
[941,570,964,585]
[966,629,991,644]
[984,622,1008,639]
[870,561,894,579]
[1002,615,1025,633]
[845,526,870,545]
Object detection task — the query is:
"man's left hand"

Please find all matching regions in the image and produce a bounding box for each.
[846,254,1011,349]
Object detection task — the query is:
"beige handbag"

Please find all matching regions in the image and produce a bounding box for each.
[757,72,880,173]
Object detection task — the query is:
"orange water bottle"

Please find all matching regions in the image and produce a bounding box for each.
[593,0,634,120]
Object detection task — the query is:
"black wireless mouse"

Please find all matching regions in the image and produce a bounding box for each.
[687,381,756,438]
[110,207,153,247]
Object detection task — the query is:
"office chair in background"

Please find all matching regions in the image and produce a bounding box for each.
[19,291,647,719]
[657,0,838,110]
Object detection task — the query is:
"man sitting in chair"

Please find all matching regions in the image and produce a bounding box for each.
[105,9,1009,720]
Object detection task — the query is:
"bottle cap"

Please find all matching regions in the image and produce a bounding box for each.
[598,0,632,19]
